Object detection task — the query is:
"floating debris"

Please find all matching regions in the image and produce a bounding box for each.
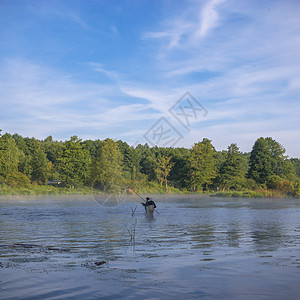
[95,261,106,266]
[81,261,107,268]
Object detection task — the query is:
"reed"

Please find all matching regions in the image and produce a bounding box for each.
[125,218,137,243]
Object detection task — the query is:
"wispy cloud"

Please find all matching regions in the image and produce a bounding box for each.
[0,59,153,139]
[144,0,226,50]
[138,0,300,156]
[144,19,193,49]
[88,62,121,81]
[196,0,226,38]
[110,25,119,34]
[119,85,178,113]
[28,1,91,30]
[0,1,299,156]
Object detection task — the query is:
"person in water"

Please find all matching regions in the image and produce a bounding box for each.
[141,197,156,208]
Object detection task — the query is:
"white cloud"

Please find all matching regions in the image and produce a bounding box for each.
[196,0,226,38]
[120,85,172,112]
[88,62,121,80]
[29,1,91,30]
[144,19,193,49]
[144,0,226,50]
[1,1,299,157]
[110,25,119,34]
[0,59,153,139]
[182,120,300,158]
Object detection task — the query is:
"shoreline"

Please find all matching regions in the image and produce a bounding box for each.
[0,185,297,199]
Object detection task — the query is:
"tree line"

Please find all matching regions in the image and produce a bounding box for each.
[0,129,299,196]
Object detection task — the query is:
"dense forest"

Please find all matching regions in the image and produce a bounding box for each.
[0,129,299,197]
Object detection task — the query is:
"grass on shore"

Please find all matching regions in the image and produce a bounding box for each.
[0,183,295,198]
[0,184,95,196]
[210,190,288,198]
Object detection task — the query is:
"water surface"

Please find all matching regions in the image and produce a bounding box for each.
[0,195,299,299]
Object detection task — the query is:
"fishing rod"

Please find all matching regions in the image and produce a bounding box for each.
[129,188,160,214]
[117,180,160,214]
[130,189,145,202]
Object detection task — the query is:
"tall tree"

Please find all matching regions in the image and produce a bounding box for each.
[168,147,190,189]
[188,138,217,191]
[24,137,43,156]
[290,158,300,177]
[139,144,157,180]
[248,137,287,184]
[13,133,28,154]
[19,153,32,177]
[154,155,174,193]
[43,136,63,162]
[57,136,91,187]
[0,133,20,177]
[90,138,123,191]
[82,139,102,158]
[219,143,246,190]
[117,140,141,181]
[31,146,49,184]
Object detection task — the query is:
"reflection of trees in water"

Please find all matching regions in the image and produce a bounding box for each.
[63,217,130,260]
[225,224,241,248]
[189,224,216,249]
[250,222,284,253]
[100,219,131,243]
[189,223,243,250]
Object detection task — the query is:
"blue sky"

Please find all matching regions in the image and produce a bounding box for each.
[0,0,299,157]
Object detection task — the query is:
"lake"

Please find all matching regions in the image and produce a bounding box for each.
[0,195,299,299]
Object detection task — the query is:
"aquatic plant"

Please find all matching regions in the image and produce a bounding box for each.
[125,218,137,243]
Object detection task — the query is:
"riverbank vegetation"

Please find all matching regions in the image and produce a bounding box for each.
[0,129,299,197]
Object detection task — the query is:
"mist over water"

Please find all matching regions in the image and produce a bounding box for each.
[0,195,299,299]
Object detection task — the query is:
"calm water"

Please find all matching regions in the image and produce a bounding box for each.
[0,195,299,299]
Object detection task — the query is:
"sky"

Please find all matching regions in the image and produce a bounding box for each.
[0,0,299,157]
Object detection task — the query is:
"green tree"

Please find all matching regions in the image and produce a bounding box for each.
[290,158,300,177]
[266,175,292,193]
[248,137,287,184]
[90,138,123,191]
[0,133,20,177]
[138,144,157,181]
[82,139,102,158]
[31,146,49,184]
[219,144,246,191]
[13,133,28,154]
[214,150,227,172]
[168,147,190,189]
[24,137,43,156]
[43,137,64,180]
[117,140,141,181]
[44,139,63,164]
[19,153,32,177]
[6,172,31,187]
[154,155,174,193]
[58,136,91,187]
[291,179,300,197]
[188,138,217,191]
